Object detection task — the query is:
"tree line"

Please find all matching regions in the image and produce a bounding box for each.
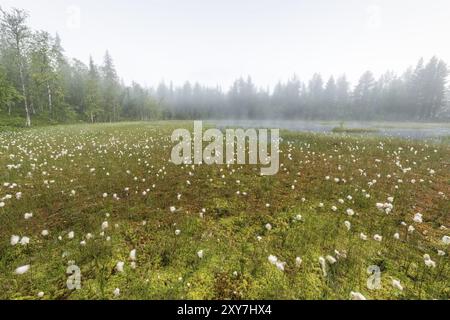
[157,58,449,121]
[0,7,159,126]
[1,7,449,127]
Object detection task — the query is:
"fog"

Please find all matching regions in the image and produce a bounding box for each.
[1,1,449,125]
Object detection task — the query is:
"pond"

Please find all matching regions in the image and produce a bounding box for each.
[207,120,450,141]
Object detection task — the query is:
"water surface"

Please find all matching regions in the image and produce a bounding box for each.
[208,120,450,141]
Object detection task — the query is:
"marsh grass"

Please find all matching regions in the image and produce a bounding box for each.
[331,126,380,134]
[0,122,448,300]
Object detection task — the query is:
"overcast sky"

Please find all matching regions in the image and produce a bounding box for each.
[2,0,449,89]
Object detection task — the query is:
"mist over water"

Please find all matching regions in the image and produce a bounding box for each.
[209,120,450,140]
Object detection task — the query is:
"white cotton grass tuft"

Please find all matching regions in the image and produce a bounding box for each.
[376,202,393,214]
[350,291,367,300]
[267,255,286,271]
[275,261,286,271]
[373,234,383,242]
[113,288,120,297]
[442,235,450,245]
[360,233,368,241]
[295,257,303,267]
[413,213,423,224]
[68,231,74,239]
[265,223,272,231]
[175,229,181,236]
[129,249,136,261]
[37,291,45,298]
[116,261,125,272]
[423,254,436,268]
[268,255,278,265]
[346,209,355,216]
[170,206,176,213]
[14,265,30,275]
[344,221,351,231]
[41,230,49,237]
[20,236,30,246]
[101,221,109,230]
[392,279,403,291]
[326,255,337,264]
[335,249,347,259]
[197,250,204,259]
[11,235,20,246]
[319,256,327,277]
[24,212,33,220]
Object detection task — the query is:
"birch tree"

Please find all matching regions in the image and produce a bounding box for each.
[0,7,31,126]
